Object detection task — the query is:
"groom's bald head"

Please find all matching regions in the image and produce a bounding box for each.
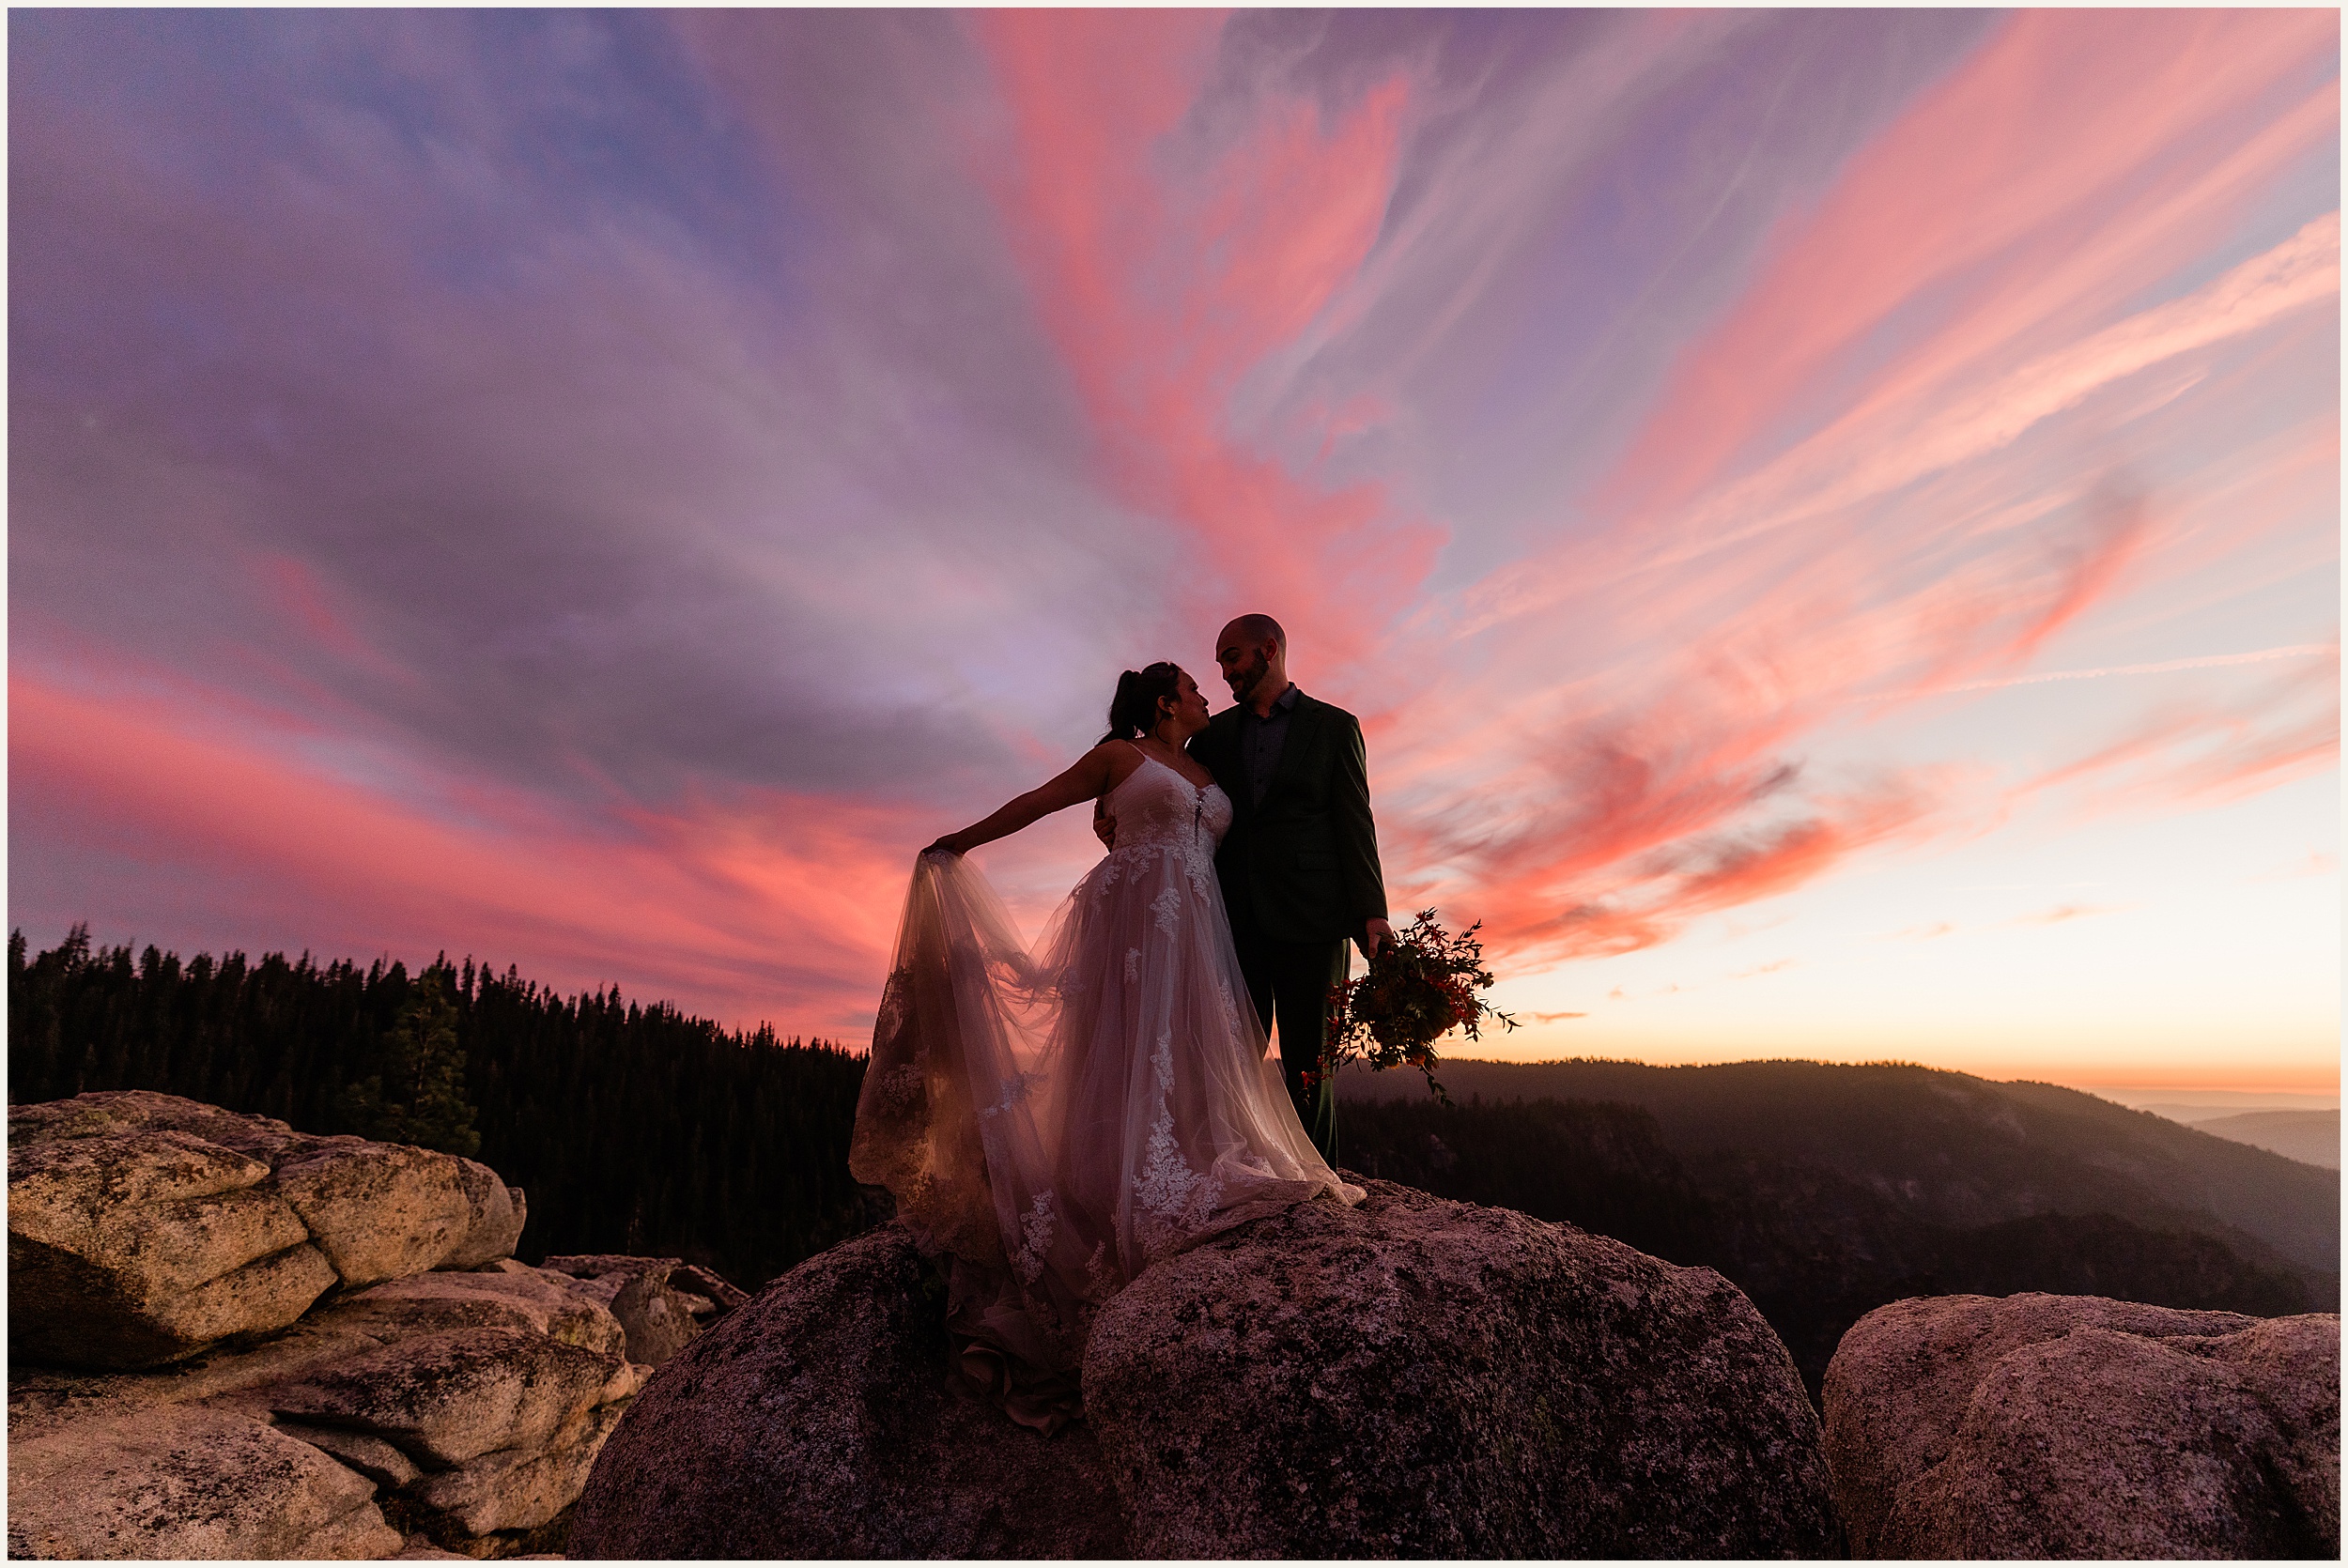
[1219,613,1285,652]
[1216,614,1289,710]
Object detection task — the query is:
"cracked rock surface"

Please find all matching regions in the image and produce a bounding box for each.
[8,1092,740,1560]
[8,1092,523,1367]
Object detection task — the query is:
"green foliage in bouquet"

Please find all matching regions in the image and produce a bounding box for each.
[1316,910,1517,1104]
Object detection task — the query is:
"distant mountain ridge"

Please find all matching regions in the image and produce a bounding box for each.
[1341,1056,2337,1269]
[1336,1057,2338,1393]
[2153,1108,2339,1171]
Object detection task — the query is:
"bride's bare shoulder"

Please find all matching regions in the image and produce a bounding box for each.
[1081,738,1148,791]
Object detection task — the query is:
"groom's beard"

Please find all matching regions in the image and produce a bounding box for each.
[1228,653,1270,704]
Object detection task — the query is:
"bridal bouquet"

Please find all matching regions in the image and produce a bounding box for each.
[1314,910,1517,1104]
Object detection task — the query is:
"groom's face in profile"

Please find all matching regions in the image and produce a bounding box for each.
[1216,631,1274,703]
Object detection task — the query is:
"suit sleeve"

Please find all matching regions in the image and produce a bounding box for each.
[1335,714,1388,934]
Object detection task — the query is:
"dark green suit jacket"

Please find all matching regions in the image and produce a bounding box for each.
[1190,690,1388,945]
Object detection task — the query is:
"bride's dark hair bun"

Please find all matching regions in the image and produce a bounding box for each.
[1102,662,1183,744]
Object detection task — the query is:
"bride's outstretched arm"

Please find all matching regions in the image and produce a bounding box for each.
[927,743,1125,855]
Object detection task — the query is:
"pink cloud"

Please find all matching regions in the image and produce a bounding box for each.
[9,670,922,1033]
[1359,9,2336,970]
[250,551,430,699]
[1473,773,1940,961]
[2008,903,2132,928]
[971,11,1440,661]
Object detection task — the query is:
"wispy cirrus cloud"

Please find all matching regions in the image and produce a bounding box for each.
[960,10,1440,661]
[7,9,2334,1050]
[1338,8,2337,966]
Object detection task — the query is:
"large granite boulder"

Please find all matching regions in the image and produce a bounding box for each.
[9,1092,303,1154]
[1086,1179,1836,1557]
[6,1092,697,1560]
[572,1180,1839,1558]
[444,1161,529,1270]
[7,1404,403,1560]
[1824,1293,2340,1558]
[264,1327,639,1468]
[8,1129,339,1365]
[320,1264,631,1359]
[8,1093,526,1368]
[567,1224,1129,1559]
[9,1258,649,1560]
[404,1400,633,1540]
[271,1142,487,1289]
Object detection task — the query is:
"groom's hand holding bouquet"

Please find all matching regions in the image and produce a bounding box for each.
[1313,910,1518,1105]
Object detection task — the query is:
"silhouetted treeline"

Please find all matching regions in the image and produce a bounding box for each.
[8,927,875,1287]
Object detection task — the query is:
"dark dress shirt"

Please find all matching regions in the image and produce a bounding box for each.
[1237,682,1301,807]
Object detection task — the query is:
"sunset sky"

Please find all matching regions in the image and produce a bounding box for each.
[10,9,2339,1099]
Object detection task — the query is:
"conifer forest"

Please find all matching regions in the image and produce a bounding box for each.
[8,928,879,1288]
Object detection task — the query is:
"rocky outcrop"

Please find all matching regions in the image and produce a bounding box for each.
[571,1179,1840,1559]
[1824,1292,2341,1558]
[8,1404,405,1560]
[8,1128,341,1367]
[8,1092,524,1367]
[7,1093,733,1560]
[540,1255,749,1366]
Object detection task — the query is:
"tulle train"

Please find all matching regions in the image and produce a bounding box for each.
[850,838,1359,1433]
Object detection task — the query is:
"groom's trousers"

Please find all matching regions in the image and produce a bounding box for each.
[1228,899,1351,1163]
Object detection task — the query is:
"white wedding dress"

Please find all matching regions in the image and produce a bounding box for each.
[850,751,1363,1432]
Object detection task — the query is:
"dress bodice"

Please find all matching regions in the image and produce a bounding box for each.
[1106,753,1231,855]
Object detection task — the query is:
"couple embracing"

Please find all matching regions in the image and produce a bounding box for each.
[850,614,1393,1433]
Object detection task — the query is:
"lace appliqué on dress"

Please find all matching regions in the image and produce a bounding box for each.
[1093,853,1123,900]
[1183,845,1219,902]
[1012,1190,1057,1284]
[1150,882,1182,937]
[1084,1240,1118,1299]
[875,1063,925,1114]
[873,969,912,1049]
[1132,1027,1223,1257]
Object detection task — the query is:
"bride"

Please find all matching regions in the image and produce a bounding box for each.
[849,661,1363,1434]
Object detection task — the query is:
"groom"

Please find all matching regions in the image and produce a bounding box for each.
[1106,614,1393,1159]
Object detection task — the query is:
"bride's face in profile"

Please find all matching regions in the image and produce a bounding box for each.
[1159,669,1212,741]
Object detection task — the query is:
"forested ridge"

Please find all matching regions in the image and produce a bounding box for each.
[1336,1092,2329,1395]
[8,927,879,1287]
[10,930,2330,1399]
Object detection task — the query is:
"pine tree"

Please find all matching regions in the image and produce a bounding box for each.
[339,961,481,1157]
